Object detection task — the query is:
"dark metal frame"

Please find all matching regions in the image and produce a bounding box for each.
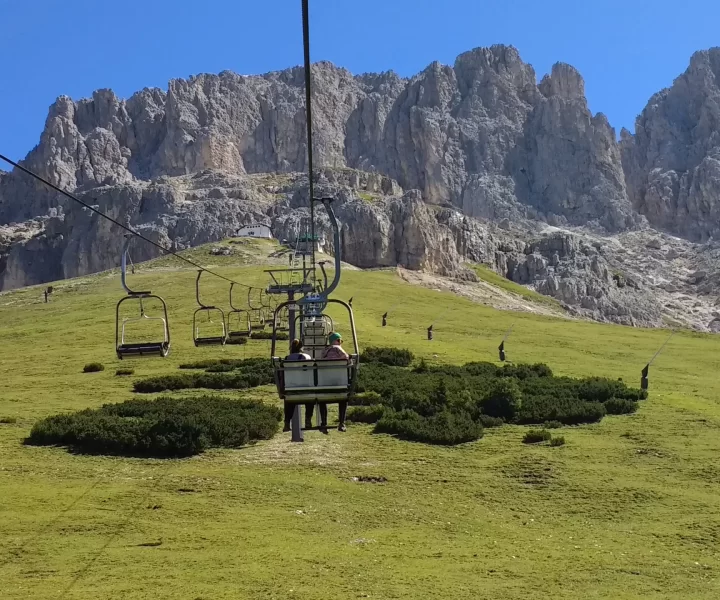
[193,270,226,347]
[270,298,359,403]
[226,282,251,339]
[115,235,170,359]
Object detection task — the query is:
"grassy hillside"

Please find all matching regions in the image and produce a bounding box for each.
[1,246,719,599]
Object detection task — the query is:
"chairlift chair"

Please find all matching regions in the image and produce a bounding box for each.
[248,288,267,332]
[270,198,360,405]
[115,236,170,359]
[226,282,251,342]
[273,298,358,404]
[299,312,334,359]
[193,271,227,346]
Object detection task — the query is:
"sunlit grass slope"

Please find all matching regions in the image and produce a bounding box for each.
[1,245,719,600]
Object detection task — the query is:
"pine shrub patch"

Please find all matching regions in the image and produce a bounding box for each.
[25,396,281,458]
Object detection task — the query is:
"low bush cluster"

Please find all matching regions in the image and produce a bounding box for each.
[346,405,386,424]
[115,368,135,376]
[25,395,281,458]
[604,398,639,415]
[360,347,414,367]
[375,409,483,445]
[523,429,552,444]
[351,357,644,446]
[135,359,274,393]
[83,363,105,373]
[522,428,566,446]
[250,331,289,341]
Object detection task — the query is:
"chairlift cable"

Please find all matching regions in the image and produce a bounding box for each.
[648,330,675,367]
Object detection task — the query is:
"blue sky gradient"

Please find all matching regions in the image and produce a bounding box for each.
[1,0,718,161]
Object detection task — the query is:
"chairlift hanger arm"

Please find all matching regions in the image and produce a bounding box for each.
[121,236,151,296]
[312,197,341,296]
[318,260,328,291]
[196,270,215,309]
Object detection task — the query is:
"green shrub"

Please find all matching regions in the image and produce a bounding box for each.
[225,336,248,345]
[523,429,552,444]
[135,360,273,393]
[0,416,17,424]
[347,405,386,424]
[480,378,522,419]
[375,409,483,445]
[115,368,135,376]
[250,331,289,340]
[25,396,281,457]
[517,396,606,425]
[349,391,383,406]
[478,414,504,428]
[344,348,642,437]
[205,364,236,373]
[549,436,566,446]
[179,358,268,371]
[360,347,414,367]
[412,358,429,373]
[576,377,647,402]
[604,398,639,415]
[500,363,554,379]
[543,420,563,429]
[83,363,105,373]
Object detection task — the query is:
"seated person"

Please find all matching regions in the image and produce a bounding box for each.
[322,332,349,432]
[283,339,312,432]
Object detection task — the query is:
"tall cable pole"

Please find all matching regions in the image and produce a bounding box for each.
[301,0,316,278]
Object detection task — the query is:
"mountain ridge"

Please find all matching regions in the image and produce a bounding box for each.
[1,44,719,333]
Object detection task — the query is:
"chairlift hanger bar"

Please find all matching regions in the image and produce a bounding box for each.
[0,152,255,291]
[302,0,316,273]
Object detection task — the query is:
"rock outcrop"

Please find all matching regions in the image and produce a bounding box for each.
[1,45,720,332]
[621,48,720,241]
[1,45,636,232]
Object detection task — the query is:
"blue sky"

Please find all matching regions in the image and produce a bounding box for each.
[1,0,718,162]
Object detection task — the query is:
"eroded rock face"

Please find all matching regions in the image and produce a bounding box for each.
[621,48,720,241]
[2,45,720,331]
[1,45,636,232]
[0,172,272,289]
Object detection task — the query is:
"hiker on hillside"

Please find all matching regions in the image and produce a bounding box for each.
[322,332,349,432]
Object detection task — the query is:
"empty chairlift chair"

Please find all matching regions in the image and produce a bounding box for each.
[115,236,170,359]
[300,314,334,359]
[226,282,251,343]
[193,271,227,347]
[248,288,267,334]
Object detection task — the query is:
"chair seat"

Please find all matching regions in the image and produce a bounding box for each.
[117,342,169,358]
[194,337,226,346]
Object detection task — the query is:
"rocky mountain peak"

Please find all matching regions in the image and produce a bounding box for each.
[538,63,585,100]
[2,45,720,332]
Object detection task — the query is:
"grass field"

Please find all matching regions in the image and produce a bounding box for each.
[1,244,719,599]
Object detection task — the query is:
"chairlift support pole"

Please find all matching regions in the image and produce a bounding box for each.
[499,323,514,362]
[287,291,303,442]
[641,330,675,391]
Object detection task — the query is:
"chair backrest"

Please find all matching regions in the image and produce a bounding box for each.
[283,361,315,389]
[316,359,350,388]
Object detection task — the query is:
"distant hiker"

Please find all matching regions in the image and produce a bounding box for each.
[322,332,349,431]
